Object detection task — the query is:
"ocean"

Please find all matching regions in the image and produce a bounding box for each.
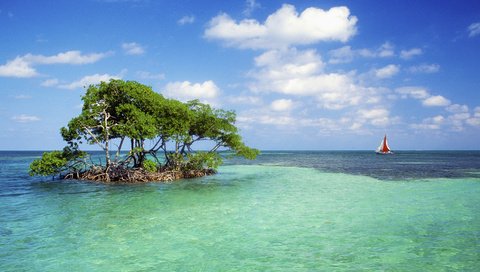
[1,151,479,271]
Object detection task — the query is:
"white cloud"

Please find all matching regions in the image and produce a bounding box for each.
[237,109,341,130]
[11,114,40,123]
[400,48,423,59]
[408,63,440,74]
[0,50,111,78]
[448,112,471,131]
[41,78,59,87]
[253,48,324,78]
[243,0,261,16]
[328,42,395,64]
[447,104,469,113]
[23,51,112,65]
[374,64,400,78]
[59,73,121,90]
[468,22,480,37]
[205,4,357,49]
[178,15,195,25]
[357,108,391,126]
[164,80,220,105]
[422,95,451,107]
[249,48,383,110]
[376,42,395,57]
[270,99,293,111]
[396,86,451,107]
[466,107,480,126]
[122,42,145,55]
[236,107,387,134]
[411,115,445,130]
[358,108,389,119]
[0,57,38,77]
[136,71,165,80]
[396,86,429,99]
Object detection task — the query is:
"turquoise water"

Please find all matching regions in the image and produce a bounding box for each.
[1,151,480,271]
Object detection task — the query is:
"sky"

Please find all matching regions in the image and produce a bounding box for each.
[1,0,480,150]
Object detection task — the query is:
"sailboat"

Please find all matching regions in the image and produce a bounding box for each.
[376,134,393,155]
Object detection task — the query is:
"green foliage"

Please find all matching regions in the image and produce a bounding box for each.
[167,153,185,171]
[30,79,259,179]
[29,147,86,177]
[29,151,67,176]
[186,152,223,170]
[142,159,158,173]
[186,99,260,160]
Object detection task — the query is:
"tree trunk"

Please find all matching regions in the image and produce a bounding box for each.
[102,108,111,182]
[115,137,125,162]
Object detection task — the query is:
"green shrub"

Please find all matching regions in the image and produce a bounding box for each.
[29,151,68,176]
[186,152,223,170]
[142,159,158,173]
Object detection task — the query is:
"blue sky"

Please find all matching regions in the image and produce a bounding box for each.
[1,0,480,150]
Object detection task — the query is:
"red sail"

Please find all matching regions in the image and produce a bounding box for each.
[382,136,390,152]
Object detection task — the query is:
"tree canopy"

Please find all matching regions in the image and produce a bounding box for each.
[30,79,259,182]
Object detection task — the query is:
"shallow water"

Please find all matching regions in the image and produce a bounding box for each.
[1,151,480,271]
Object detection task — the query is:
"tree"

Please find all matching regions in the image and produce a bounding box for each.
[30,80,259,182]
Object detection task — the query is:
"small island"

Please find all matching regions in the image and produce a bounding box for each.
[29,80,259,183]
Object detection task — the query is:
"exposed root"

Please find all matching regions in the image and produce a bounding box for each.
[63,165,216,183]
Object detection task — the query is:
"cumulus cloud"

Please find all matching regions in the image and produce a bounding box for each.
[446,104,468,113]
[400,48,423,59]
[59,73,121,90]
[178,15,195,25]
[237,109,342,131]
[466,107,480,126]
[236,107,386,134]
[164,80,220,105]
[328,42,395,64]
[374,64,400,79]
[376,42,395,57]
[468,22,480,37]
[398,90,478,130]
[11,114,40,123]
[249,48,383,110]
[122,42,145,55]
[411,115,445,130]
[270,99,294,111]
[0,57,38,77]
[357,108,391,126]
[0,50,112,78]
[253,48,324,79]
[205,4,357,49]
[396,86,451,107]
[23,51,111,65]
[396,86,429,100]
[422,95,451,107]
[408,63,440,74]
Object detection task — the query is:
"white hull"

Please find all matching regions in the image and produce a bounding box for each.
[376,151,394,155]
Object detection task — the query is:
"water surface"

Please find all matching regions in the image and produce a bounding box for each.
[1,151,479,271]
